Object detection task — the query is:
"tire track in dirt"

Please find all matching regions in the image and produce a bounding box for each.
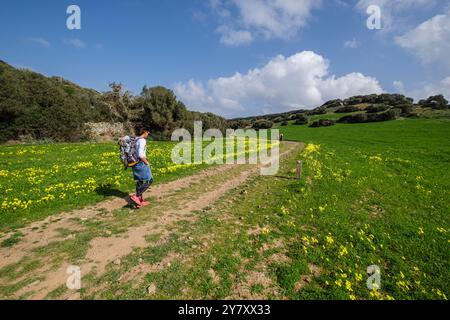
[0,142,301,299]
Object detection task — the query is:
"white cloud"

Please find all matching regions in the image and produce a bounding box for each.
[396,14,450,67]
[192,10,208,24]
[64,38,86,49]
[174,80,216,108]
[344,39,359,49]
[27,37,50,48]
[174,51,383,118]
[211,0,322,45]
[409,77,450,101]
[393,80,405,93]
[335,0,350,8]
[357,0,436,11]
[210,0,231,18]
[217,26,253,46]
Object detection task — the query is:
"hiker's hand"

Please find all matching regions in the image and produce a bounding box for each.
[140,157,149,166]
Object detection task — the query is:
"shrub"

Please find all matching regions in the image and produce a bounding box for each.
[419,95,449,110]
[338,110,399,124]
[307,107,327,115]
[344,94,413,106]
[335,106,360,113]
[309,119,335,128]
[396,104,413,115]
[366,104,390,113]
[293,113,307,120]
[272,116,285,123]
[252,119,274,130]
[321,99,344,109]
[374,109,400,121]
[294,115,309,125]
[338,113,368,124]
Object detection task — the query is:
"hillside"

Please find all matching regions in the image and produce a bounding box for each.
[0,60,227,143]
[230,93,450,129]
[0,60,107,142]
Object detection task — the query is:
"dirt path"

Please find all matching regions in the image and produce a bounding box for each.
[0,141,302,299]
[0,164,240,270]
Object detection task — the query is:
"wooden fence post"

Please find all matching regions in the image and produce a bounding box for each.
[297,160,303,180]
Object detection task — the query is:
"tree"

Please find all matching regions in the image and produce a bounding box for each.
[101,82,135,122]
[252,119,273,130]
[135,86,227,140]
[419,95,449,110]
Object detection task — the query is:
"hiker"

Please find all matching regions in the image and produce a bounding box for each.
[129,127,153,207]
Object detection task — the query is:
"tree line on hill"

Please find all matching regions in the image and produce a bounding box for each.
[0,60,227,143]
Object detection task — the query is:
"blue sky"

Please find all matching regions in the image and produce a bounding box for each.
[1,0,449,118]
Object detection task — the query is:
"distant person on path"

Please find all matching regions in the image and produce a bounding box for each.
[130,127,153,207]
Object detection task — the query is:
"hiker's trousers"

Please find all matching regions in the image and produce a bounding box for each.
[132,162,153,197]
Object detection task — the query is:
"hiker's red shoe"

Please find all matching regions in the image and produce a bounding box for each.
[138,196,150,207]
[130,195,141,206]
[140,200,150,207]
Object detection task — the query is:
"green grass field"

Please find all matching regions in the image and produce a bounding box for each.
[269,118,450,299]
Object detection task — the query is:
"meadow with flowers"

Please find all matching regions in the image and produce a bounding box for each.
[0,118,448,300]
[72,117,449,300]
[264,118,450,300]
[0,141,210,231]
[0,138,274,233]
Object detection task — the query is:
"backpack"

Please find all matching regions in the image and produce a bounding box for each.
[118,136,142,169]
